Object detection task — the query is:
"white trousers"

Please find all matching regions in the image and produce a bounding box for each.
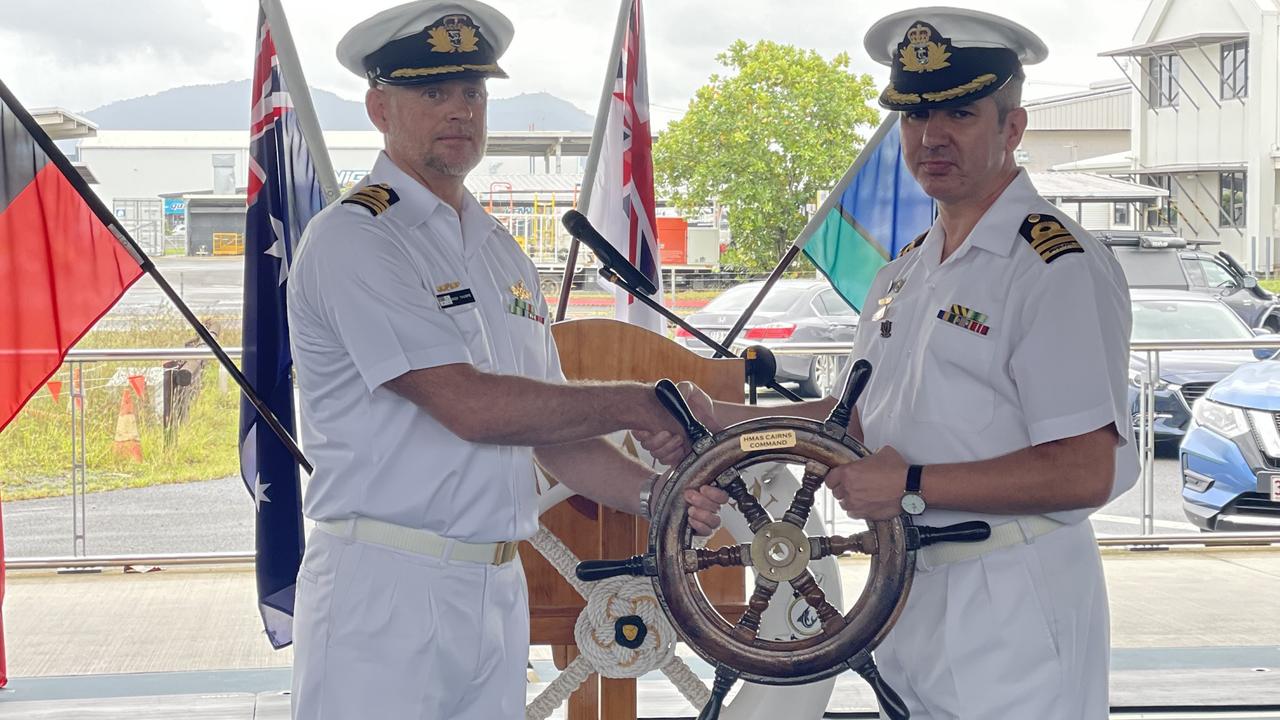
[291,528,530,720]
[876,520,1110,719]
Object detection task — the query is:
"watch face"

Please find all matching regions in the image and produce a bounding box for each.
[900,492,926,515]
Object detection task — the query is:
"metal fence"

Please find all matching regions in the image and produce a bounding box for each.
[6,340,1279,569]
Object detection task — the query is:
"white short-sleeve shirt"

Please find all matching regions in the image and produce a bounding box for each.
[847,169,1139,527]
[287,152,564,542]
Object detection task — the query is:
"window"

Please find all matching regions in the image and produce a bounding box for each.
[1197,258,1237,289]
[1180,255,1208,288]
[1131,299,1252,342]
[816,290,857,317]
[1148,54,1179,108]
[1144,175,1176,228]
[1114,203,1131,226]
[703,284,807,314]
[1221,40,1248,100]
[1219,171,1246,228]
[1112,247,1186,287]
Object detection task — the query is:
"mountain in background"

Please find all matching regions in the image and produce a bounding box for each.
[81,80,594,132]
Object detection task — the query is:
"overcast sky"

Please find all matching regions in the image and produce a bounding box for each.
[0,0,1151,128]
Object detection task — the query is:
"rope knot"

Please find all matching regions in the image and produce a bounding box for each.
[573,577,675,678]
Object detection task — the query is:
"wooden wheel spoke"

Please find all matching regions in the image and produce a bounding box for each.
[790,569,845,633]
[719,473,775,533]
[684,544,751,573]
[731,576,779,642]
[781,460,827,529]
[809,529,879,560]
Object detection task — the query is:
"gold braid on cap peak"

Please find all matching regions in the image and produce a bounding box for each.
[883,85,922,105]
[922,73,999,102]
[389,63,503,79]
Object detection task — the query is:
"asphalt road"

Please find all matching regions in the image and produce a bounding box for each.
[113,256,247,318]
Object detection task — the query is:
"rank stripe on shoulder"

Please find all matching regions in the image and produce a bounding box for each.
[1018,213,1083,264]
[897,231,928,259]
[342,183,399,217]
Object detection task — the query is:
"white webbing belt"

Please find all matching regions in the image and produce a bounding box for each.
[315,517,520,565]
[917,515,1063,569]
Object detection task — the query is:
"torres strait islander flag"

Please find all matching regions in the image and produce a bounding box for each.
[0,79,145,686]
[798,115,934,312]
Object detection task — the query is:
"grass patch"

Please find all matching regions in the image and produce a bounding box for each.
[1260,279,1280,294]
[1,310,244,501]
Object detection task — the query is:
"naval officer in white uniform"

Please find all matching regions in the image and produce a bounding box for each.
[286,2,678,717]
[641,8,1138,719]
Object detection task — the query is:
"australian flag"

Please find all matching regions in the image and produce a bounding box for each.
[239,6,325,650]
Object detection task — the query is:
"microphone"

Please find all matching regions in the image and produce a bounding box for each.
[561,209,657,296]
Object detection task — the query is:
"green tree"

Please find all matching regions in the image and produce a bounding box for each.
[654,40,879,273]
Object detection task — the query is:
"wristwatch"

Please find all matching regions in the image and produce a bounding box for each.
[639,472,661,518]
[901,464,926,516]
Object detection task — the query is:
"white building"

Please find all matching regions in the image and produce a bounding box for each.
[1018,81,1158,232]
[1021,81,1132,174]
[78,130,591,206]
[1101,0,1279,268]
[77,129,591,254]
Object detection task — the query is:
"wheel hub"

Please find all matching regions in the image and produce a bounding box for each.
[750,520,810,583]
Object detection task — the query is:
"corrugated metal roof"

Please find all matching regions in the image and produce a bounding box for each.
[79,130,591,156]
[1100,32,1249,57]
[1030,171,1166,201]
[1050,151,1136,173]
[79,130,382,149]
[1025,86,1131,131]
[466,174,583,195]
[31,107,97,140]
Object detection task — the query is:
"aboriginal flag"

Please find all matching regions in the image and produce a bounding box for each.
[0,78,145,686]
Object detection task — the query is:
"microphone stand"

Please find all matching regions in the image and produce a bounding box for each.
[598,268,804,402]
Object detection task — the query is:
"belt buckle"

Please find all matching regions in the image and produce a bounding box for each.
[493,541,518,565]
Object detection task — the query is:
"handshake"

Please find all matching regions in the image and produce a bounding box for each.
[633,377,912,534]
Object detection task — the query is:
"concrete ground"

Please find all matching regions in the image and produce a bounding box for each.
[0,545,1277,719]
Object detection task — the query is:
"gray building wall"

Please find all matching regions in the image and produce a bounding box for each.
[187,201,245,256]
[1018,129,1132,173]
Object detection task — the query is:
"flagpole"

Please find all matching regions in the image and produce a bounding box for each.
[554,0,634,322]
[721,115,898,350]
[260,0,341,204]
[0,77,313,475]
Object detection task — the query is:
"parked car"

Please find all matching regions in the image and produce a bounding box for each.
[1127,289,1274,446]
[1180,356,1280,531]
[676,279,857,397]
[1100,232,1280,331]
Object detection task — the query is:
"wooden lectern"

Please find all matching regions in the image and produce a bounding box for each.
[520,318,747,720]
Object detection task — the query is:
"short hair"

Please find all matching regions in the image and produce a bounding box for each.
[993,69,1025,123]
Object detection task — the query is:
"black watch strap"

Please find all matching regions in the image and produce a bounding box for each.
[906,464,924,493]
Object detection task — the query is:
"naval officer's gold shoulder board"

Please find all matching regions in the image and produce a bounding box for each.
[896,231,927,259]
[1019,213,1083,264]
[342,183,400,217]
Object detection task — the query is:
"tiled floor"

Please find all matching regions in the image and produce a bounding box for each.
[2,547,1278,718]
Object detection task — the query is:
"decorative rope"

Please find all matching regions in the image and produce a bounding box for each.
[572,577,676,678]
[527,524,590,597]
[525,655,593,720]
[524,523,714,719]
[660,654,713,709]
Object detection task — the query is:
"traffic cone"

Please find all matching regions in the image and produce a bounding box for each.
[113,388,143,462]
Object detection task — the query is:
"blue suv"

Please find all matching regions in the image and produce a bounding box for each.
[1180,357,1280,531]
